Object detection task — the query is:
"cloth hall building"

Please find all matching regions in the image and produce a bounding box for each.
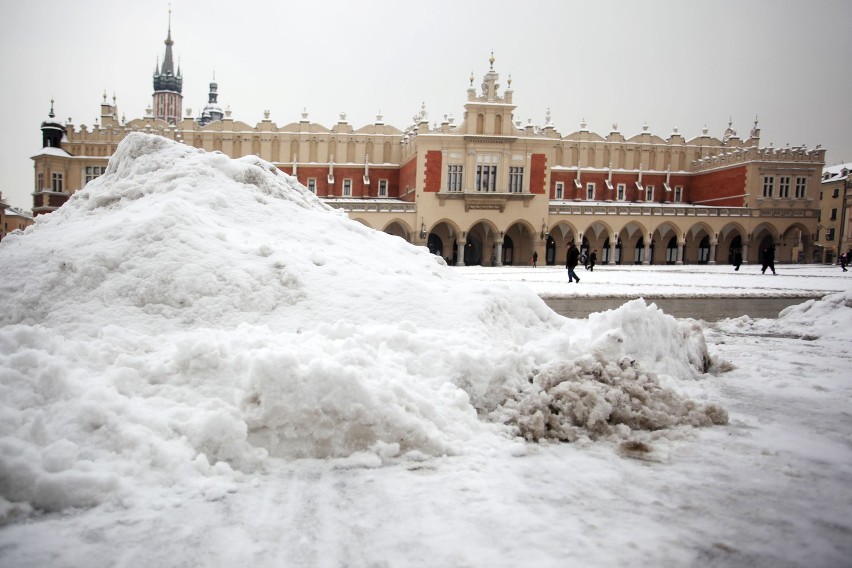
[32,28,827,267]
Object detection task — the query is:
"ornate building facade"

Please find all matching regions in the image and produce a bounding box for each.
[31,28,827,266]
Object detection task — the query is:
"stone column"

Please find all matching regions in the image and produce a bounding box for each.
[708,239,718,265]
[676,238,685,265]
[643,237,652,265]
[608,234,617,265]
[495,237,504,266]
[742,242,750,265]
[455,239,466,266]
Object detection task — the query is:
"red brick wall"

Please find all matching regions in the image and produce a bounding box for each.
[424,151,442,192]
[399,156,418,202]
[689,166,747,206]
[550,171,575,199]
[530,154,546,194]
[279,166,401,198]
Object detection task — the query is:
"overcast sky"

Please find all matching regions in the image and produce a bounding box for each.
[1,0,850,212]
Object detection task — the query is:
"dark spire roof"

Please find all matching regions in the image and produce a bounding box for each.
[153,8,182,94]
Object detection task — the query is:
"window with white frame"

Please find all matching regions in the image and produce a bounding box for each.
[616,183,626,201]
[342,179,352,197]
[85,166,107,184]
[762,176,774,197]
[645,185,654,202]
[475,155,498,192]
[586,182,595,200]
[779,176,790,198]
[508,167,524,193]
[378,179,388,197]
[555,181,564,199]
[447,165,463,192]
[307,178,317,193]
[795,177,806,198]
[674,185,683,202]
[51,173,63,192]
[37,173,43,191]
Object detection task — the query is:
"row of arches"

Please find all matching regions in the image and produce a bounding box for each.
[376,218,812,267]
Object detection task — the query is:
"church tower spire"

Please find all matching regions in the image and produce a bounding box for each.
[152,7,183,124]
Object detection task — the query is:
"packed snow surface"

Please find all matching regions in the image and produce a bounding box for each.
[1,134,849,567]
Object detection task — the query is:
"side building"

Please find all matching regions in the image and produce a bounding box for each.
[31,31,825,266]
[817,163,852,264]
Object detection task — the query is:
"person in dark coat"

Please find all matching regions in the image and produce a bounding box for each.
[532,250,538,268]
[761,246,776,275]
[840,251,848,272]
[566,242,581,283]
[589,249,597,271]
[733,249,743,271]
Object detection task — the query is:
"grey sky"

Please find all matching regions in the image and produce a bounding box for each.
[1,0,850,211]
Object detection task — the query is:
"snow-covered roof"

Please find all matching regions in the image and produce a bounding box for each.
[821,162,852,183]
[31,146,71,158]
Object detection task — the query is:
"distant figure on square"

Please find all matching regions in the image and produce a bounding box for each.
[733,248,743,271]
[841,251,848,272]
[532,251,538,268]
[566,242,581,283]
[589,249,597,272]
[761,246,776,275]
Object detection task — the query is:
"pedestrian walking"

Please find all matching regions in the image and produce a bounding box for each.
[532,251,538,268]
[761,246,776,275]
[733,248,743,271]
[566,242,581,283]
[589,249,597,272]
[840,251,848,272]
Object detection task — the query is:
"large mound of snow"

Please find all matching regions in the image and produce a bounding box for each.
[0,133,725,515]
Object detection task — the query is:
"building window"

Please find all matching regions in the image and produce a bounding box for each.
[37,173,44,191]
[826,228,835,241]
[85,166,107,184]
[779,176,790,198]
[555,181,564,199]
[508,167,524,193]
[475,155,498,192]
[795,177,807,199]
[51,173,63,192]
[830,208,838,221]
[832,187,840,198]
[342,179,352,197]
[762,176,774,198]
[645,185,654,202]
[447,165,463,192]
[307,178,317,193]
[674,186,683,202]
[616,183,626,201]
[586,182,595,200]
[378,179,388,197]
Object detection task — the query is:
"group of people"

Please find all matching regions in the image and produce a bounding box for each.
[565,243,596,283]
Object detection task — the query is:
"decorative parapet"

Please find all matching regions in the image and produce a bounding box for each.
[325,200,416,214]
[693,145,825,173]
[548,202,817,219]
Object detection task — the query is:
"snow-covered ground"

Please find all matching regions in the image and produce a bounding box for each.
[1,134,850,568]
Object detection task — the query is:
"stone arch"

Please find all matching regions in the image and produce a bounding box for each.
[347,140,356,163]
[428,219,463,264]
[382,219,412,242]
[750,222,780,265]
[617,221,651,265]
[718,222,748,265]
[465,219,502,266]
[503,219,538,267]
[684,221,715,264]
[350,218,373,229]
[779,221,812,263]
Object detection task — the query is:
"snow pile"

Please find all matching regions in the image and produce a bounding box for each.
[717,289,852,340]
[0,133,725,515]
